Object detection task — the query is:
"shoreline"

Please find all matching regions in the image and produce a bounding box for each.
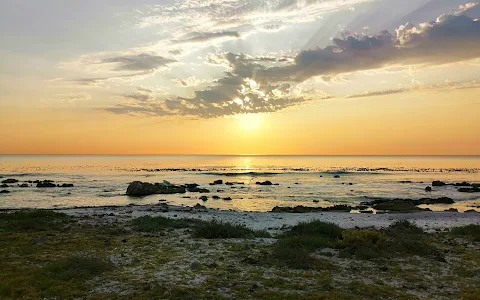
[3,203,478,232]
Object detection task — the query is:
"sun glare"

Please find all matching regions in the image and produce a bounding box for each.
[237,114,262,131]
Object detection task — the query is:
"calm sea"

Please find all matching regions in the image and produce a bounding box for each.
[1,155,479,212]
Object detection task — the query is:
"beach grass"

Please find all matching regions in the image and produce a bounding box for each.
[0,210,479,299]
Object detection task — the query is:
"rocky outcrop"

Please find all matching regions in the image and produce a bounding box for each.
[361,197,454,212]
[58,183,74,187]
[37,181,56,188]
[209,180,223,185]
[1,179,18,184]
[126,181,186,196]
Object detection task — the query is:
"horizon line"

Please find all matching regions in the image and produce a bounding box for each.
[1,154,479,157]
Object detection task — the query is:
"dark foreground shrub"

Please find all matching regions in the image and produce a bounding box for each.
[338,229,388,260]
[450,224,480,241]
[132,215,192,232]
[42,254,114,281]
[283,220,343,240]
[193,220,271,239]
[0,210,70,232]
[387,219,424,235]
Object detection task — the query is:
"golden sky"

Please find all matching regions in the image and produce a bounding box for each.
[0,0,479,155]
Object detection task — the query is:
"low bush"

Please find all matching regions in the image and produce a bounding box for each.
[132,215,192,232]
[193,220,271,239]
[450,224,480,241]
[282,220,343,240]
[338,229,388,260]
[42,254,114,281]
[0,210,70,232]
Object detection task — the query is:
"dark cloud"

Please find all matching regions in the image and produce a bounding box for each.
[101,53,176,72]
[347,88,407,99]
[174,31,241,44]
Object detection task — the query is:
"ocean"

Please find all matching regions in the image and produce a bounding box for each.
[1,155,479,212]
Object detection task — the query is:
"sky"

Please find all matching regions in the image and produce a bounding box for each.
[0,0,479,155]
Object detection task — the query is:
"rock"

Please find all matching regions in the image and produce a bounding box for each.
[193,203,207,210]
[0,190,10,194]
[399,181,412,183]
[212,195,221,199]
[256,181,273,186]
[432,180,446,187]
[223,197,232,201]
[217,189,224,192]
[157,203,169,212]
[454,182,471,186]
[359,210,373,214]
[348,183,353,185]
[361,197,454,212]
[313,200,319,203]
[126,181,186,196]
[58,183,74,187]
[465,209,478,213]
[187,186,210,193]
[18,183,29,187]
[334,175,340,178]
[185,183,199,189]
[200,195,208,201]
[271,204,355,213]
[444,208,458,212]
[1,179,18,184]
[210,180,223,185]
[458,187,480,193]
[0,184,8,188]
[225,181,244,185]
[37,181,56,188]
[425,186,432,192]
[31,235,48,244]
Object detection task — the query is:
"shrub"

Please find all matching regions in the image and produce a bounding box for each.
[282,220,343,240]
[387,219,424,235]
[132,215,192,232]
[193,220,271,239]
[450,224,480,241]
[42,254,113,281]
[338,229,388,259]
[0,210,70,232]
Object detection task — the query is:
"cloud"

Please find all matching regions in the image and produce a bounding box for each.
[106,12,480,119]
[456,2,479,14]
[173,31,241,44]
[346,88,407,99]
[52,92,92,102]
[100,53,176,72]
[173,76,207,87]
[346,79,480,99]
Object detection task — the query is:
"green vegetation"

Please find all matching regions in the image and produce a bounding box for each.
[450,224,480,241]
[0,210,479,299]
[0,210,70,232]
[193,220,271,239]
[41,254,114,281]
[132,215,271,238]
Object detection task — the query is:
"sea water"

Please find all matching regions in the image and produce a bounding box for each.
[1,155,479,212]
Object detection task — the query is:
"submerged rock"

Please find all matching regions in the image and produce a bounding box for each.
[225,181,244,185]
[58,183,74,187]
[334,175,340,178]
[458,187,480,193]
[361,197,454,212]
[425,186,432,192]
[126,181,186,196]
[18,183,29,187]
[0,184,8,188]
[1,179,18,184]
[209,180,223,185]
[37,181,56,188]
[223,197,232,201]
[212,195,221,199]
[199,195,208,201]
[271,204,356,213]
[256,181,273,186]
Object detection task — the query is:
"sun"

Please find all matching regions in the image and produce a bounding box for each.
[237,113,262,131]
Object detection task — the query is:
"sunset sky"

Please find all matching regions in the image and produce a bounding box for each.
[1,0,479,155]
